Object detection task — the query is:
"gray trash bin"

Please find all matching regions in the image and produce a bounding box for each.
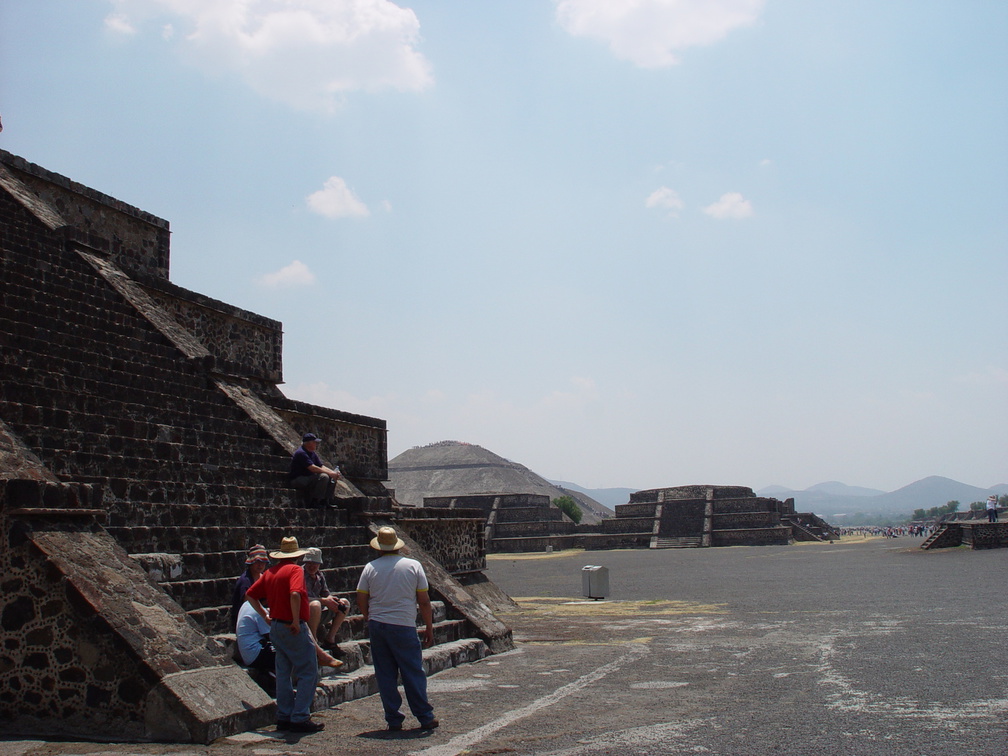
[581,565,609,600]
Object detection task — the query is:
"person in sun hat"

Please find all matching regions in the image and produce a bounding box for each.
[987,494,999,523]
[245,536,324,734]
[303,547,351,648]
[356,527,438,733]
[230,544,269,630]
[288,432,341,507]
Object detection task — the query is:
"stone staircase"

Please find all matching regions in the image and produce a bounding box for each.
[0,148,511,743]
[652,536,703,549]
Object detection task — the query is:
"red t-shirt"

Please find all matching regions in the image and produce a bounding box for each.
[245,561,310,623]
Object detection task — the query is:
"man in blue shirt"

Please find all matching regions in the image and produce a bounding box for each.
[289,433,341,507]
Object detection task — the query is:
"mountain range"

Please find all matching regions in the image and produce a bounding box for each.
[388,441,1005,524]
[756,477,1008,519]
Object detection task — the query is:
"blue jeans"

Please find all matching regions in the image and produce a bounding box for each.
[368,620,434,727]
[269,620,318,723]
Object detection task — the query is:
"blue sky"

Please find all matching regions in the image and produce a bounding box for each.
[3,0,1006,492]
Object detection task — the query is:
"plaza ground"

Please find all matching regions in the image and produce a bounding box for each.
[3,536,1006,756]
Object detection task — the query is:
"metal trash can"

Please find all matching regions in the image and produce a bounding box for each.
[581,565,609,600]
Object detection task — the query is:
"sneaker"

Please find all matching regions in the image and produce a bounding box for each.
[287,720,325,733]
[420,718,439,731]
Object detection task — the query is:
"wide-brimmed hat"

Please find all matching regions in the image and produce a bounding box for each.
[245,544,269,564]
[270,536,310,560]
[370,526,405,552]
[304,547,323,564]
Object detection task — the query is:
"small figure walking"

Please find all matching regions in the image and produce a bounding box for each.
[986,495,999,523]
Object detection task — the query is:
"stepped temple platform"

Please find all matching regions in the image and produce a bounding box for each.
[921,518,1008,550]
[425,486,838,552]
[0,149,512,743]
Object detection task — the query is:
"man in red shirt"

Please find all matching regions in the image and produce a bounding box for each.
[246,536,323,733]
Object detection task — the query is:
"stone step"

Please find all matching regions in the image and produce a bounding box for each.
[132,544,375,582]
[106,523,373,555]
[200,604,457,644]
[164,566,367,610]
[311,638,489,711]
[652,537,702,548]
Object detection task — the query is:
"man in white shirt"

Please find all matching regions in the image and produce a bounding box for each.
[356,527,438,732]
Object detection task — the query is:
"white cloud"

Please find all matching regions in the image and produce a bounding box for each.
[258,259,316,288]
[645,186,684,217]
[104,13,136,34]
[703,192,754,219]
[307,176,370,218]
[555,0,765,68]
[105,0,433,111]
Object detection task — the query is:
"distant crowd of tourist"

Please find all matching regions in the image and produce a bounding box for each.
[838,525,934,538]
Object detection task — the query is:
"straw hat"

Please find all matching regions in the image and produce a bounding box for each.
[370,526,405,552]
[270,536,310,560]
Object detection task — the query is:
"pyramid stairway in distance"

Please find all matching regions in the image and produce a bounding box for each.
[0,149,511,743]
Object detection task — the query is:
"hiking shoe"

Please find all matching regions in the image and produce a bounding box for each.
[420,718,439,731]
[275,720,291,731]
[287,720,324,733]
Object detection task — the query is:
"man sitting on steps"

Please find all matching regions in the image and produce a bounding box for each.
[288,432,341,507]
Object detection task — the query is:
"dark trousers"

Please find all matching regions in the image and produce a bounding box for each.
[292,473,335,505]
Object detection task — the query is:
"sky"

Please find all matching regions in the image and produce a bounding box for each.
[2,0,1006,493]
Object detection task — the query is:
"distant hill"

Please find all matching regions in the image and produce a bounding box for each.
[387,441,614,524]
[548,481,636,510]
[758,476,1008,521]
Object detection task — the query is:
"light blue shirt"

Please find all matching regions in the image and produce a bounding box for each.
[235,601,271,665]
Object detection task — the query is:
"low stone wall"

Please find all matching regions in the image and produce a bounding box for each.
[712,527,791,547]
[962,522,1008,549]
[712,511,781,529]
[141,278,283,384]
[396,515,485,574]
[711,497,783,515]
[494,520,575,537]
[600,516,654,534]
[496,506,565,523]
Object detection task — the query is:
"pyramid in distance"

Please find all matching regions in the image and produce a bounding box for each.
[387,440,613,524]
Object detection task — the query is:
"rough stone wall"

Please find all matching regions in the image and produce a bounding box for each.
[712,527,791,547]
[396,516,486,574]
[712,511,781,529]
[494,520,575,537]
[658,500,706,537]
[962,522,1008,549]
[0,150,169,278]
[0,516,152,740]
[141,279,283,383]
[600,516,655,534]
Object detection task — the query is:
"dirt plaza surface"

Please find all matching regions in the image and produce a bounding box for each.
[3,536,1007,756]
